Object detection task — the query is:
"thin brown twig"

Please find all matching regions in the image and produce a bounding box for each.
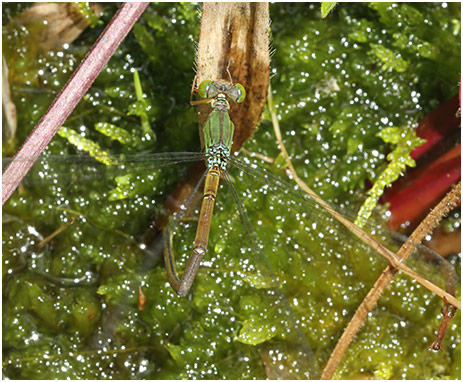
[321,182,460,379]
[37,216,76,249]
[2,2,149,205]
[240,148,275,164]
[428,297,457,352]
[267,84,461,310]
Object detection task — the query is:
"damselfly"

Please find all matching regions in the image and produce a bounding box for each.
[3,82,458,379]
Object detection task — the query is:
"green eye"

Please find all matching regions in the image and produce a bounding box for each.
[234,83,246,103]
[198,80,213,99]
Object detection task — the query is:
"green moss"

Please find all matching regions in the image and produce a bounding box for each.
[76,2,103,28]
[321,2,338,19]
[3,2,460,379]
[355,126,425,227]
[369,43,410,72]
[57,126,119,165]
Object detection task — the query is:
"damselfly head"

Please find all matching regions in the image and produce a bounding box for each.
[198,80,246,104]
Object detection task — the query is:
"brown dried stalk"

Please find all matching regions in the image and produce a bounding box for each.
[268,82,461,375]
[2,2,149,205]
[268,85,460,309]
[196,2,269,153]
[2,55,17,151]
[321,182,460,379]
[37,216,76,249]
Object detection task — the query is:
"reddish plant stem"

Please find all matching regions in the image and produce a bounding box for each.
[428,298,457,351]
[2,2,149,205]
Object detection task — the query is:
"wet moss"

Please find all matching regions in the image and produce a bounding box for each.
[3,2,460,379]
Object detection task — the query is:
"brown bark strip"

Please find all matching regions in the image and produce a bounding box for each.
[2,2,149,205]
[321,182,461,379]
[196,2,270,152]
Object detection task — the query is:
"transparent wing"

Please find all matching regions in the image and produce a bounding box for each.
[223,170,318,377]
[2,151,206,186]
[229,155,458,291]
[157,155,459,378]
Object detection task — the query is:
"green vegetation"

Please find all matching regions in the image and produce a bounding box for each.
[321,2,338,19]
[3,3,460,379]
[355,127,425,227]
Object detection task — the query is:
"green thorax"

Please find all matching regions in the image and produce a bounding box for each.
[196,79,246,170]
[203,94,234,170]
